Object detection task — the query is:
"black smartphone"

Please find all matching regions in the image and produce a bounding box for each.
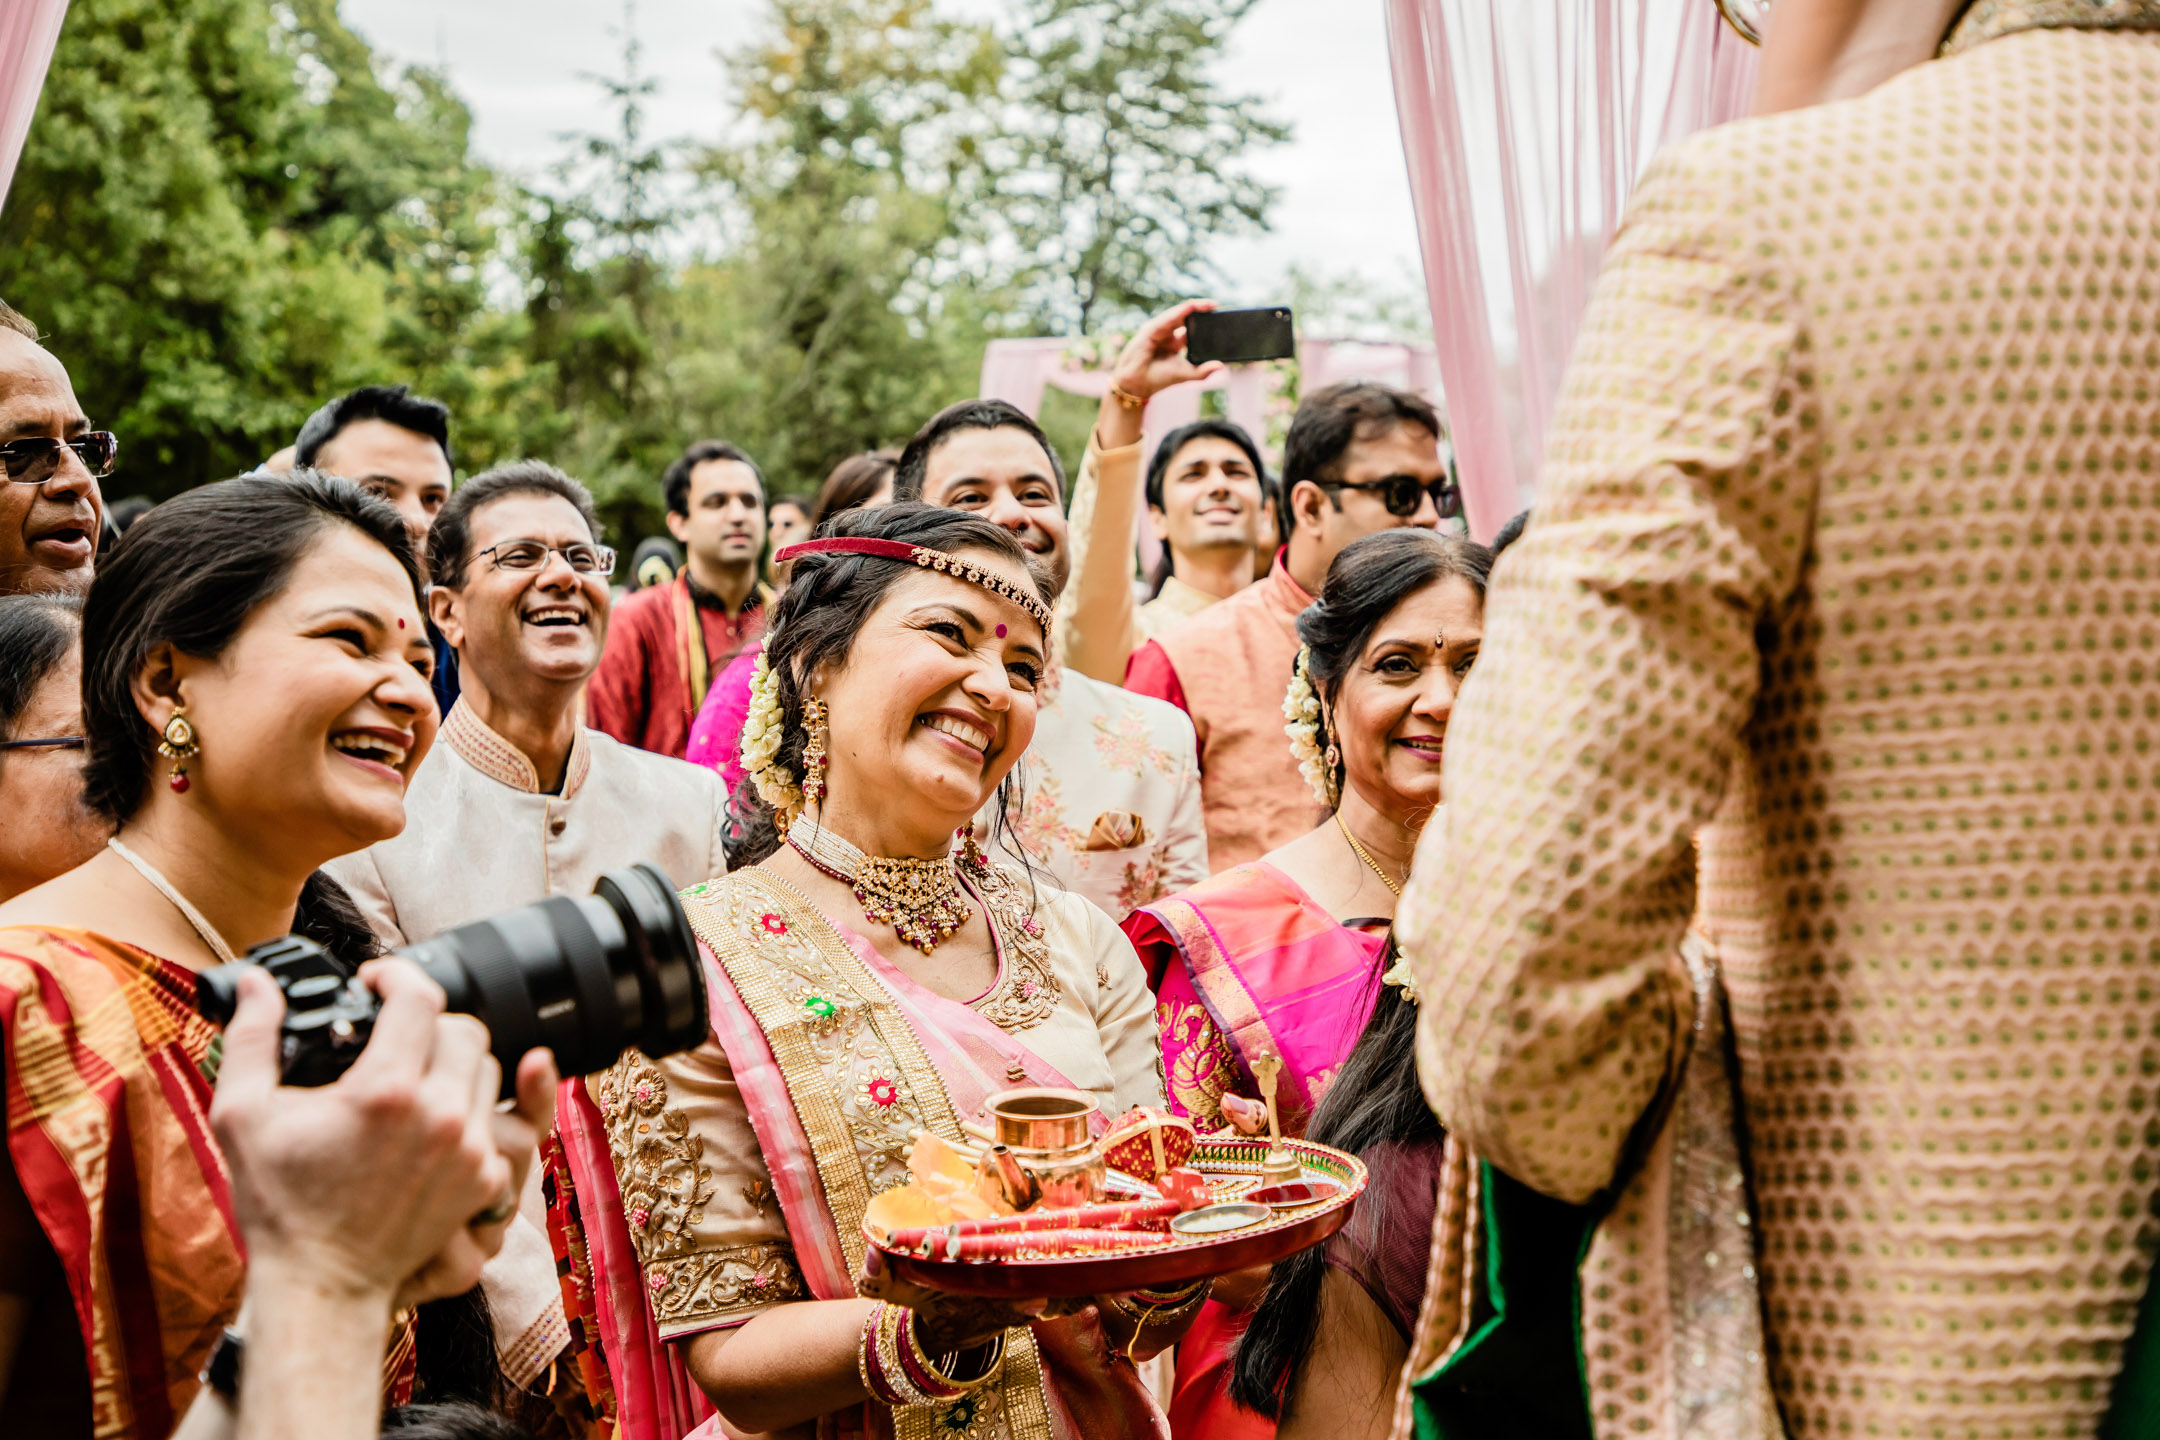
[1185,306,1295,365]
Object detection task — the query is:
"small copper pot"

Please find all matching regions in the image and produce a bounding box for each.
[970,1088,1106,1210]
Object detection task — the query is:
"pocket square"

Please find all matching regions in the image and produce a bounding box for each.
[1082,811,1151,852]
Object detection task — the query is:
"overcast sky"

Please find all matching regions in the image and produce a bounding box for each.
[339,0,1428,320]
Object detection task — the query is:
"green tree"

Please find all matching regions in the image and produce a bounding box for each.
[667,0,1013,496]
[994,0,1288,335]
[0,0,508,497]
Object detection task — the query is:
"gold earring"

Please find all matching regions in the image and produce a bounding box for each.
[1322,741,1341,809]
[159,709,200,794]
[801,697,829,807]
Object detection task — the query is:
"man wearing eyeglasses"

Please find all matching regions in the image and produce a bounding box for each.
[0,301,114,599]
[1126,381,1454,871]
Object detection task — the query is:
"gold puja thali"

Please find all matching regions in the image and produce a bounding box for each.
[866,1137,1367,1299]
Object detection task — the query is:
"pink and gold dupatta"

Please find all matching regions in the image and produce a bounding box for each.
[560,869,1162,1440]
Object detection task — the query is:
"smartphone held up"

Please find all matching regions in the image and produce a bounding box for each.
[1184,306,1295,366]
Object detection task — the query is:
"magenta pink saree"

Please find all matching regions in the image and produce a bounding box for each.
[1123,862,1388,1137]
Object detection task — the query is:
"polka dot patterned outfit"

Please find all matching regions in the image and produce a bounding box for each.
[1402,9,2160,1437]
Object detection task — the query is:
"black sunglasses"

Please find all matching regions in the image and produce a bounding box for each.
[0,736,84,751]
[1,433,118,484]
[1319,473,1462,521]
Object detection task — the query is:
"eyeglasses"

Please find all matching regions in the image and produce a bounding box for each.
[0,735,84,751]
[479,539,617,577]
[2,433,118,484]
[1318,474,1462,521]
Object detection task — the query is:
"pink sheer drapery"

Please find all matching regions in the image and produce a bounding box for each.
[0,0,67,217]
[980,336,1443,572]
[1385,0,1758,539]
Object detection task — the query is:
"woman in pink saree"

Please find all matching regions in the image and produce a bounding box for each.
[1122,529,1495,1440]
[555,505,1195,1440]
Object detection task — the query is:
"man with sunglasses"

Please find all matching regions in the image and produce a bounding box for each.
[1126,381,1455,871]
[0,302,113,599]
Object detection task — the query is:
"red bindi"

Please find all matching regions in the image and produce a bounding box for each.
[995,623,1008,638]
[397,618,406,629]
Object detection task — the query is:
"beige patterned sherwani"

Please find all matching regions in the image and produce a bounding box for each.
[1403,6,2160,1437]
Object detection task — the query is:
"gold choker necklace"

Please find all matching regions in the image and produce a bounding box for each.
[789,815,984,953]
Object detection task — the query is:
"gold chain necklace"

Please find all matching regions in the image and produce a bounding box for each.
[789,815,976,953]
[1336,815,1404,897]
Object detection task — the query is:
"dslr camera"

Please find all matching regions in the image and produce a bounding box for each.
[195,864,708,1090]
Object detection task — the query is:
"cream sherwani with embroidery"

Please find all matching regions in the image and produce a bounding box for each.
[992,666,1209,923]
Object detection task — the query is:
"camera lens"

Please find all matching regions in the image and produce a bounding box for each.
[397,862,709,1090]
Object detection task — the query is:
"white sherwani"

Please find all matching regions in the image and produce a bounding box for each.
[326,699,729,1389]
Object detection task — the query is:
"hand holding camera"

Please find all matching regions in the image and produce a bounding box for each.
[210,959,558,1313]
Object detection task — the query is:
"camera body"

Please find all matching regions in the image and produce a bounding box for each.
[197,863,709,1091]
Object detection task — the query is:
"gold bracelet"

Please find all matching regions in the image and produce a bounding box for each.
[1107,382,1146,411]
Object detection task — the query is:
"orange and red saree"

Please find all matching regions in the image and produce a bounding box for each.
[0,926,239,1439]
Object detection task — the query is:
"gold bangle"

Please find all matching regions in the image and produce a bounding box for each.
[1107,382,1146,411]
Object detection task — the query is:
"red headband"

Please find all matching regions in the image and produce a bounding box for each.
[774,537,1053,633]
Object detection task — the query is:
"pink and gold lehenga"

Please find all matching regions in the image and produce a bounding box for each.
[551,861,1172,1440]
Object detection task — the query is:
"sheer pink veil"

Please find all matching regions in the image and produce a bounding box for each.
[1385,0,1759,539]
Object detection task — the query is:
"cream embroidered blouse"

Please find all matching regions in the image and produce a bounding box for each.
[600,866,1168,1340]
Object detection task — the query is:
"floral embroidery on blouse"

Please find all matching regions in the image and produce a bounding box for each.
[968,859,1061,1032]
[646,1242,806,1327]
[596,1053,716,1265]
[1091,708,1179,776]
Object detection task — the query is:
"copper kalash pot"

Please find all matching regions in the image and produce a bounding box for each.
[960,1087,1107,1211]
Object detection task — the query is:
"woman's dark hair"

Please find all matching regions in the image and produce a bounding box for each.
[727,502,1051,870]
[380,1400,535,1440]
[0,593,81,738]
[1297,529,1494,811]
[79,471,422,826]
[808,450,899,533]
[1230,943,1438,1417]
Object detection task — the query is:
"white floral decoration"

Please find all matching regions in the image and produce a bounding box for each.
[739,649,803,827]
[1379,951,1420,1004]
[1282,646,1335,809]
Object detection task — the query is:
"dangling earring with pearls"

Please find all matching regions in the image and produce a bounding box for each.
[158,709,200,794]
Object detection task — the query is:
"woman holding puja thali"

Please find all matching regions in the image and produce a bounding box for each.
[557,503,1195,1439]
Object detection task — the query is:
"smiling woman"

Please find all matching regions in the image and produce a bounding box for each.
[549,503,1192,1440]
[0,472,444,1437]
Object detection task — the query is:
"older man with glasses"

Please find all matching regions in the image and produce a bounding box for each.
[1127,380,1456,872]
[0,301,115,599]
[326,459,728,1409]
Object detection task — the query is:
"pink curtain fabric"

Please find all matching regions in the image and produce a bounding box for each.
[1385,0,1758,539]
[0,0,67,217]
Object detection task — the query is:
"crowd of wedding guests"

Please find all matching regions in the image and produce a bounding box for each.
[7,4,2160,1437]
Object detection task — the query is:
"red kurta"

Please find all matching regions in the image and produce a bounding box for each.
[587,575,768,759]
